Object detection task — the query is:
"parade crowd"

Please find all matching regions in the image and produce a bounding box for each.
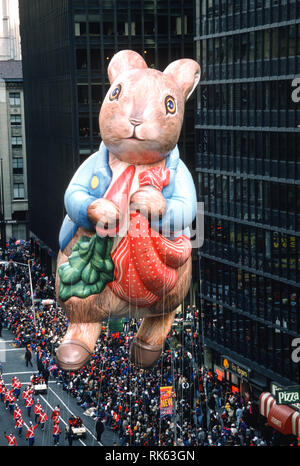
[0,239,289,447]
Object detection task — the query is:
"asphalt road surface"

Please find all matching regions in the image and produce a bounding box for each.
[0,326,120,447]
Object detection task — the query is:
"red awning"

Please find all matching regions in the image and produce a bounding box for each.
[259,392,300,436]
[259,392,276,418]
[291,411,300,438]
[267,403,296,434]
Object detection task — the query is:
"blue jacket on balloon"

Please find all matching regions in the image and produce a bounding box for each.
[59,141,197,252]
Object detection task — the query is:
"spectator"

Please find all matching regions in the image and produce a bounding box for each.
[0,240,269,447]
[25,345,33,367]
[65,425,75,446]
[95,417,105,445]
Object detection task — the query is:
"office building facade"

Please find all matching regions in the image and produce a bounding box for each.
[195,0,300,402]
[0,1,27,243]
[19,0,196,252]
[0,60,28,243]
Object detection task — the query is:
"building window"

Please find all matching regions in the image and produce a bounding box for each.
[77,85,88,104]
[12,157,23,175]
[76,49,87,70]
[12,223,27,241]
[11,136,22,148]
[92,117,100,138]
[124,22,135,36]
[9,92,21,106]
[104,21,114,35]
[279,26,288,59]
[89,22,100,36]
[74,22,86,37]
[170,16,188,35]
[13,183,25,199]
[79,117,89,138]
[90,50,101,70]
[10,115,21,126]
[264,30,271,60]
[91,85,101,104]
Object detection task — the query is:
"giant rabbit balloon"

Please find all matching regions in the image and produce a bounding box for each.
[55,50,200,370]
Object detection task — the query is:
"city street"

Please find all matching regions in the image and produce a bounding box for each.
[0,0,299,448]
[0,327,119,447]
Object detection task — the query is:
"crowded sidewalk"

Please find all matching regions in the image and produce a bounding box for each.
[0,238,280,446]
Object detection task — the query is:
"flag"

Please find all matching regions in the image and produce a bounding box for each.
[15,239,25,245]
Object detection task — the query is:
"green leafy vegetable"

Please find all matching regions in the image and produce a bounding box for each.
[58,235,114,301]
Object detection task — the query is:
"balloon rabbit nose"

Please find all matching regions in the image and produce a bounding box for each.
[129,117,143,126]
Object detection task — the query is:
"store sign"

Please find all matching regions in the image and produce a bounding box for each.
[276,388,300,406]
[221,356,250,380]
[215,368,224,381]
[271,383,300,412]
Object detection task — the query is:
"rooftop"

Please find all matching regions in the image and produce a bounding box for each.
[0,60,23,81]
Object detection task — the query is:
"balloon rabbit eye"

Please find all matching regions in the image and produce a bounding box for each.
[109,84,122,101]
[165,95,176,115]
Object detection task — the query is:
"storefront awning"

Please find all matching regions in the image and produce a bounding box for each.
[291,411,300,438]
[267,403,296,434]
[259,392,276,417]
[259,392,299,436]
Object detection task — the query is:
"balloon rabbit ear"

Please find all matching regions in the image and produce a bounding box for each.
[108,50,148,84]
[164,59,201,101]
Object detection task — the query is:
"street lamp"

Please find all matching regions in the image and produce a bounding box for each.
[197,250,211,433]
[170,346,178,445]
[0,158,6,250]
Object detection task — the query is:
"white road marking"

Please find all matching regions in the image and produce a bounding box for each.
[0,348,23,351]
[2,371,39,376]
[45,385,99,445]
[39,393,87,446]
[1,372,98,445]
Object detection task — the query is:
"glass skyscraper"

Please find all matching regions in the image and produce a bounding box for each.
[195,0,300,401]
[19,0,300,401]
[19,0,196,251]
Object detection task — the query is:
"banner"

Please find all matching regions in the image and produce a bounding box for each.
[160,386,173,417]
